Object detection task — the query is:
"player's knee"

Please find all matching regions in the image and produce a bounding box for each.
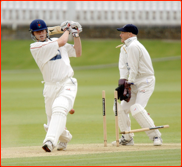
[130,103,145,116]
[52,97,71,116]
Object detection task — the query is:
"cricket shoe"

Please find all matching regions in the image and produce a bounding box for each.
[57,142,67,151]
[42,140,54,152]
[153,137,163,146]
[112,135,134,146]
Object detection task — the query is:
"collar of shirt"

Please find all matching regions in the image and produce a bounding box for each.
[124,36,137,47]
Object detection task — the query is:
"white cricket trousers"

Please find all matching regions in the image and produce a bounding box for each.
[118,76,161,140]
[121,76,156,112]
[43,77,77,146]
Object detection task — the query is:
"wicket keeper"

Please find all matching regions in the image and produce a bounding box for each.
[113,24,162,146]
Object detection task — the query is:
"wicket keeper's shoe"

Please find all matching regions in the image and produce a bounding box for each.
[112,135,134,146]
[153,137,162,146]
[57,142,67,151]
[42,140,53,152]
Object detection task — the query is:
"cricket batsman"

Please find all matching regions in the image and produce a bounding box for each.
[29,19,82,152]
[113,24,162,146]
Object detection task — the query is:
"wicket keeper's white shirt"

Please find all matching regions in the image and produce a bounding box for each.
[119,37,154,85]
[30,38,76,82]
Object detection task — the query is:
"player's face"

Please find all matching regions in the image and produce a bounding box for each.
[120,32,131,43]
[34,29,47,42]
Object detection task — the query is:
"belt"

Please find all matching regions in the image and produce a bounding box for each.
[41,77,70,85]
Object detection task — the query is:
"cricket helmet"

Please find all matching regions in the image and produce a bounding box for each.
[29,19,49,41]
[29,19,47,32]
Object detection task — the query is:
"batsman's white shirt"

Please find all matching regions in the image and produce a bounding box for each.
[30,38,76,83]
[119,37,154,86]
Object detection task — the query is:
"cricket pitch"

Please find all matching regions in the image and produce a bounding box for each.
[1,143,180,159]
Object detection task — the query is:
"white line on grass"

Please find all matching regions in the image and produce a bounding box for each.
[1,56,181,73]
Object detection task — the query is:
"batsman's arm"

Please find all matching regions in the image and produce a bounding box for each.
[57,30,69,47]
[73,37,82,57]
[48,26,63,35]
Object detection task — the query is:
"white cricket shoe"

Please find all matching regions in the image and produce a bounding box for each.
[57,142,67,151]
[153,137,163,146]
[42,140,53,152]
[112,135,134,146]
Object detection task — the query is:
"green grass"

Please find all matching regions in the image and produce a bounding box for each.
[1,39,181,70]
[1,39,181,166]
[1,150,181,166]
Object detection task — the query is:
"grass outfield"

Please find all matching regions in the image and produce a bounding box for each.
[1,39,181,70]
[1,39,181,166]
[1,148,181,166]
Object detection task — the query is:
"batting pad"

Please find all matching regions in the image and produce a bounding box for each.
[43,110,67,147]
[44,124,48,132]
[59,129,72,143]
[130,103,161,140]
[114,101,134,140]
[44,123,72,143]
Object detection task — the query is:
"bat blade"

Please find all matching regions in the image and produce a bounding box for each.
[48,26,63,35]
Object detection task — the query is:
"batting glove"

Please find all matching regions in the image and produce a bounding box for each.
[70,21,82,32]
[71,28,83,37]
[70,21,82,37]
[60,20,71,33]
